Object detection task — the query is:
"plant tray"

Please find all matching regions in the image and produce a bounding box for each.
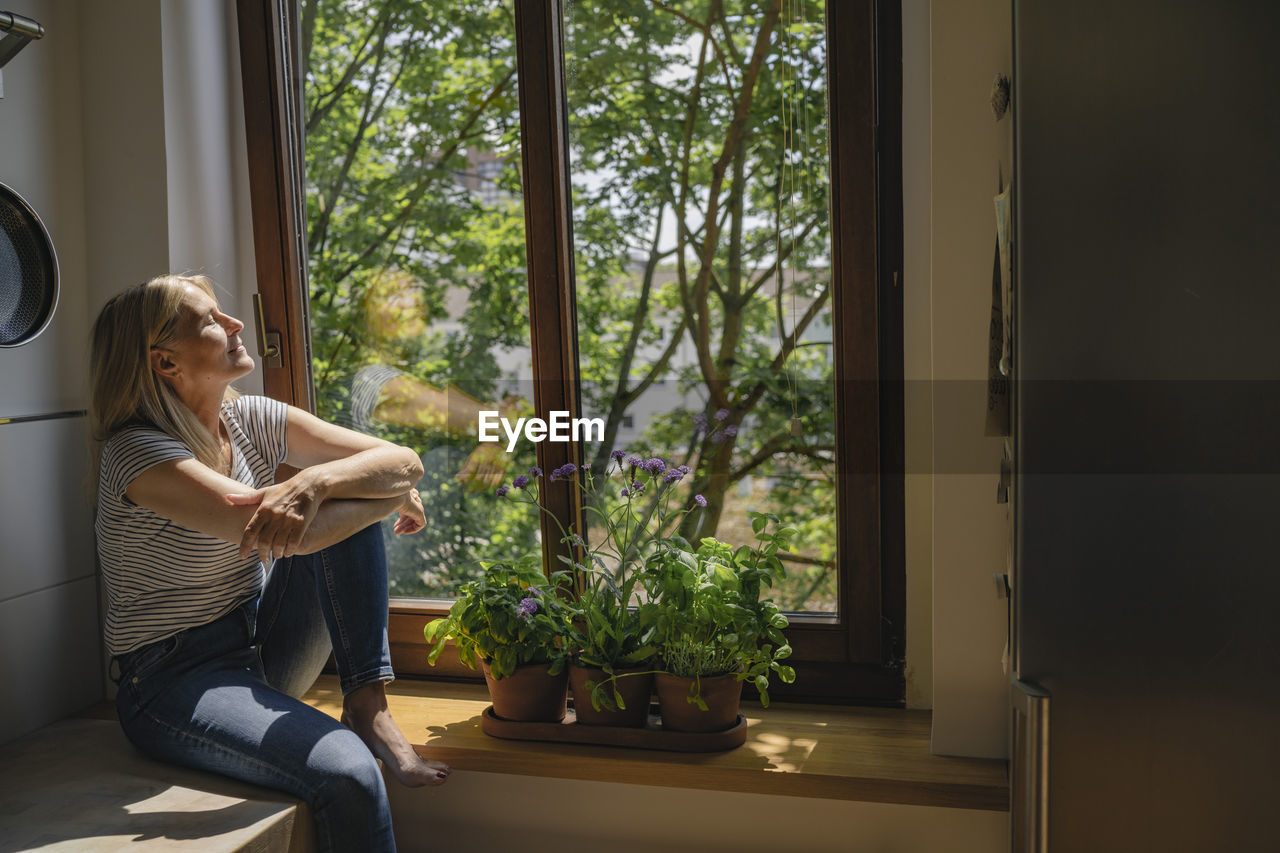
[479,703,748,752]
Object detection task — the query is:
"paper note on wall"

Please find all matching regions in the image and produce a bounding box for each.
[994,184,1012,369]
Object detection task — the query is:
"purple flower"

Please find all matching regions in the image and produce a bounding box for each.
[620,488,630,497]
[529,467,543,478]
[714,408,730,421]
[527,587,542,598]
[664,468,685,483]
[677,465,692,475]
[694,494,708,508]
[512,475,530,489]
[516,597,539,621]
[550,462,578,482]
[626,455,643,470]
[642,457,667,476]
[724,424,738,438]
[628,481,646,496]
[610,449,627,462]
[692,412,709,431]
[496,485,510,497]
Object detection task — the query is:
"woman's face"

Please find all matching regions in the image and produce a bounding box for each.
[368,280,428,344]
[159,284,255,387]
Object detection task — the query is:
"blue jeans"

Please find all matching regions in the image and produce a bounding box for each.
[113,523,398,853]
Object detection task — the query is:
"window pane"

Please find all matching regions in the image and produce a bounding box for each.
[565,1,836,613]
[302,1,535,598]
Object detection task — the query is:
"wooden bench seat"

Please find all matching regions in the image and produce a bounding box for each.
[0,719,311,852]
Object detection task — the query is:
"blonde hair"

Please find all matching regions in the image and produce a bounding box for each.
[90,274,238,472]
[360,269,429,351]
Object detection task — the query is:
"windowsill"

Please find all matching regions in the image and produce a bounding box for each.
[301,675,1008,812]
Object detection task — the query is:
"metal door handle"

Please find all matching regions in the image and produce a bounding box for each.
[1011,678,1050,853]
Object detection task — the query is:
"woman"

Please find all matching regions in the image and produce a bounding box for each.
[91,274,450,852]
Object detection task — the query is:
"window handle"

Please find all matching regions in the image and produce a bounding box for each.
[251,293,283,368]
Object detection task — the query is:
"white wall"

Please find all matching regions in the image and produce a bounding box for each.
[0,0,262,744]
[926,0,1013,758]
[901,0,933,712]
[0,0,101,744]
[160,0,261,391]
[387,772,1008,853]
[79,0,260,388]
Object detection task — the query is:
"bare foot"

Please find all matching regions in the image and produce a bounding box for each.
[342,682,451,787]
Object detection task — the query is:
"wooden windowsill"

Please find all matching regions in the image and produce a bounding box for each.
[301,675,1008,812]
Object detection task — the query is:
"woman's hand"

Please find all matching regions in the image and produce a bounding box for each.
[393,488,426,536]
[456,442,510,492]
[226,474,325,563]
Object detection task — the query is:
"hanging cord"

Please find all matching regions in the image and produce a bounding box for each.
[778,0,804,436]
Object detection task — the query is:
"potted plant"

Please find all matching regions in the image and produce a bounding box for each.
[423,556,573,722]
[484,453,741,726]
[567,581,657,727]
[640,512,798,732]
[436,452,797,734]
[486,455,694,726]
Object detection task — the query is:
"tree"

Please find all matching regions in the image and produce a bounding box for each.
[567,0,835,607]
[301,0,837,609]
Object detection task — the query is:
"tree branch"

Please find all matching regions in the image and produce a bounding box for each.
[779,552,835,568]
[625,314,687,403]
[300,0,318,81]
[746,214,821,300]
[728,432,791,481]
[305,3,396,135]
[649,0,737,102]
[330,66,517,286]
[739,278,831,414]
[730,435,835,484]
[310,36,405,260]
[675,23,712,395]
[688,0,783,408]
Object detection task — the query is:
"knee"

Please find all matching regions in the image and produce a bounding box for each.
[309,734,387,812]
[307,738,394,851]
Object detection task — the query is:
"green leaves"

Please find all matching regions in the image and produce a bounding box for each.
[421,562,573,680]
[637,512,797,706]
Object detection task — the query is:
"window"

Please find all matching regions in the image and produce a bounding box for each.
[566,0,840,614]
[237,0,903,703]
[289,0,539,600]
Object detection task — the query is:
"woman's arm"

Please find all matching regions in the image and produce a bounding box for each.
[224,406,425,559]
[125,457,410,563]
[372,375,488,436]
[284,404,424,498]
[366,376,521,491]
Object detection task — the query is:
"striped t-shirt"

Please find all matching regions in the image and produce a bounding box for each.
[96,395,289,656]
[348,364,402,433]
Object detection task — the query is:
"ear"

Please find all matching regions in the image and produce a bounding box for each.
[150,347,180,380]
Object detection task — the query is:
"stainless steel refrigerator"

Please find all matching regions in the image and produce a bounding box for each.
[1010,2,1280,850]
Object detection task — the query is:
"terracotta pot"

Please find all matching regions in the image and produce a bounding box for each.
[655,671,743,732]
[482,661,568,722]
[568,665,654,727]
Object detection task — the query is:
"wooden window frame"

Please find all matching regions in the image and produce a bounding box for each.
[236,0,904,704]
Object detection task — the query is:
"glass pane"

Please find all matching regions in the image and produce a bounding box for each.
[302,1,536,599]
[565,1,836,613]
